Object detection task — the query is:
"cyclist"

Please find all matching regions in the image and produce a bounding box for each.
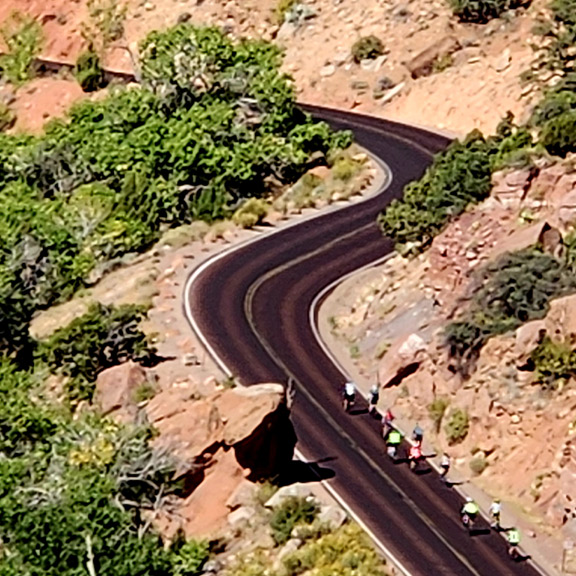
[507,527,521,560]
[440,453,451,483]
[382,409,395,439]
[409,443,423,471]
[343,381,356,412]
[412,423,424,443]
[368,384,380,416]
[461,497,479,532]
[386,428,402,460]
[489,499,502,530]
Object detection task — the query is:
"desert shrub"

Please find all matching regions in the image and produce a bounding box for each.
[378,131,494,254]
[351,36,385,63]
[469,454,488,475]
[332,156,360,181]
[445,249,576,374]
[0,12,43,85]
[170,535,210,576]
[74,47,106,92]
[447,0,529,23]
[282,523,388,576]
[445,408,470,445]
[232,198,269,228]
[530,336,576,390]
[270,496,319,545]
[83,0,127,53]
[379,123,534,255]
[432,53,453,73]
[276,0,298,23]
[540,111,576,157]
[134,379,158,403]
[35,303,156,403]
[428,397,450,432]
[531,80,576,128]
[0,102,16,132]
[256,480,279,507]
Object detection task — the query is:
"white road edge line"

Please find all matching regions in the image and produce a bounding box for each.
[183,156,417,576]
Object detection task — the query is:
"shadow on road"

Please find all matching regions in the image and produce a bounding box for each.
[348,407,369,416]
[278,459,336,485]
[469,527,491,537]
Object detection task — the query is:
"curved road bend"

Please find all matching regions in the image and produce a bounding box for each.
[186,107,542,576]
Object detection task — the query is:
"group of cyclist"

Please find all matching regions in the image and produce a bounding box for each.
[342,381,524,561]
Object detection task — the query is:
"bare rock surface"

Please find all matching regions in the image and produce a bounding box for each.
[2,0,542,136]
[147,382,292,479]
[94,361,148,422]
[406,36,460,79]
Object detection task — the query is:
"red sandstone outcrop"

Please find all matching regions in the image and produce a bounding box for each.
[94,361,149,422]
[94,372,296,539]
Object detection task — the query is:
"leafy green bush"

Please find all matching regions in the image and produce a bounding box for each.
[0,360,180,576]
[447,0,529,23]
[530,336,576,390]
[232,198,269,228]
[540,111,576,157]
[428,397,449,432]
[0,359,61,456]
[0,11,43,85]
[352,35,385,63]
[0,102,16,132]
[445,408,470,445]
[270,496,319,545]
[0,24,351,360]
[378,131,494,254]
[35,303,156,402]
[74,48,106,92]
[170,535,210,576]
[469,454,488,475]
[378,125,533,255]
[445,249,576,373]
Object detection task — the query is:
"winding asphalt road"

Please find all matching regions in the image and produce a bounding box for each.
[185,107,543,576]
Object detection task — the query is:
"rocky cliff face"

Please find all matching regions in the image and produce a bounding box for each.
[95,369,296,538]
[331,158,576,534]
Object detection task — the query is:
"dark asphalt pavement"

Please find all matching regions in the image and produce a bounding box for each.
[186,107,543,576]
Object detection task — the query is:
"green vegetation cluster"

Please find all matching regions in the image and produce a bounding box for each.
[530,335,576,390]
[35,303,156,403]
[378,122,532,255]
[0,355,211,576]
[0,12,43,85]
[351,35,385,63]
[444,407,470,445]
[0,21,356,575]
[0,23,350,362]
[447,0,529,23]
[270,496,319,545]
[377,0,576,384]
[445,248,576,375]
[227,496,389,576]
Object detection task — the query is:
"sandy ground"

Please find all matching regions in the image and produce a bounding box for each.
[0,0,545,135]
